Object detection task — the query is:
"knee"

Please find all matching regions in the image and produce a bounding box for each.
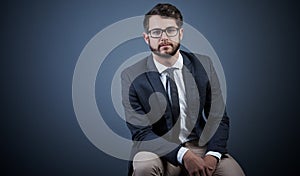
[133,152,163,175]
[214,154,245,176]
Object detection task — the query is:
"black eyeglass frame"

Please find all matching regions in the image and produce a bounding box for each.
[147,27,180,38]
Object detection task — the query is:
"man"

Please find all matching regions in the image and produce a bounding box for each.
[121,3,245,176]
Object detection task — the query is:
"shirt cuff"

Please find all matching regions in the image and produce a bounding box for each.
[205,151,222,160]
[177,147,189,164]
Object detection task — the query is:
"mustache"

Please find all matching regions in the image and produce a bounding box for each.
[158,42,173,48]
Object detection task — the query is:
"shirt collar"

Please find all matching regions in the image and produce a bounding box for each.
[153,53,183,74]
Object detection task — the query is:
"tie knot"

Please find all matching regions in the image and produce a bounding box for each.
[164,67,177,76]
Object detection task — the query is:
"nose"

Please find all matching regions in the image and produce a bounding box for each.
[160,31,169,40]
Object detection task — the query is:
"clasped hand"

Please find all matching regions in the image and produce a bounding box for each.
[183,150,218,176]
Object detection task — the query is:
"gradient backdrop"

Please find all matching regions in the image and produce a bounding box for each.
[2,0,299,175]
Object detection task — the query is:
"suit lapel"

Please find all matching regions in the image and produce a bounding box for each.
[146,55,165,94]
[146,55,173,129]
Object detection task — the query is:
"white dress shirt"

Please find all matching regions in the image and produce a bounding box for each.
[153,53,221,164]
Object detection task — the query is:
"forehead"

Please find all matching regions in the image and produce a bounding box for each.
[148,15,178,29]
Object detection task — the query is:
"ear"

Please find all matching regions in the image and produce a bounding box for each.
[143,32,150,44]
[179,28,184,40]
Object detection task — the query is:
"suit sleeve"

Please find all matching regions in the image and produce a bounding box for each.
[204,57,229,154]
[121,70,181,166]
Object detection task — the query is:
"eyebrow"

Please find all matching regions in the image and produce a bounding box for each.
[148,26,178,31]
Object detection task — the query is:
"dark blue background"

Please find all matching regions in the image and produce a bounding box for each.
[2,0,299,175]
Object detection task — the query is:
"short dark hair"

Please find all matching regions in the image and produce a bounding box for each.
[143,3,183,32]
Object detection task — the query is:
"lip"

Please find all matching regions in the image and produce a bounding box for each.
[159,44,172,47]
[159,45,171,50]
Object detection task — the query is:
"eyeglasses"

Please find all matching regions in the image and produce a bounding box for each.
[148,27,180,38]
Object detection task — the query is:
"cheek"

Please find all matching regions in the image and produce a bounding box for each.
[149,39,159,47]
[173,36,181,43]
[168,36,179,43]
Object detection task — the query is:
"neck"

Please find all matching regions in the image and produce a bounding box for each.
[152,50,180,67]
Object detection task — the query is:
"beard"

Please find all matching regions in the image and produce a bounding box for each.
[149,41,180,58]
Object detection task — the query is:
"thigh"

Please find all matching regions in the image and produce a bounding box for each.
[164,161,182,176]
[133,151,181,176]
[184,142,245,176]
[214,154,245,176]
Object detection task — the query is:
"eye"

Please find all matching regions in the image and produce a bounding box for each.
[166,28,177,34]
[151,30,162,36]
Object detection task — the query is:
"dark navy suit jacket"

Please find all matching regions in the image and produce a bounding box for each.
[121,50,229,175]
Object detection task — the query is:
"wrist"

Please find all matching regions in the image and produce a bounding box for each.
[205,155,219,164]
[182,150,193,164]
[205,151,222,161]
[177,147,189,164]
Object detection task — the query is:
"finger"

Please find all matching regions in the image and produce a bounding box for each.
[200,170,207,176]
[205,167,213,176]
[189,171,199,176]
[207,166,214,170]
